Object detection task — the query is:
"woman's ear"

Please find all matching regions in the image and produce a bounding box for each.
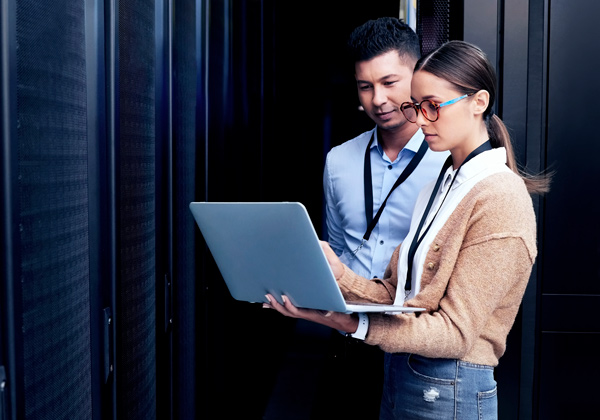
[472,90,490,116]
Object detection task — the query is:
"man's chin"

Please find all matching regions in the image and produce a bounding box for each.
[377,120,406,132]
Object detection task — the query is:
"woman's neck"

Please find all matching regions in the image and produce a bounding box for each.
[451,138,490,169]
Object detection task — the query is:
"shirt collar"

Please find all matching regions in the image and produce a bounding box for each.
[445,147,508,190]
[372,127,425,157]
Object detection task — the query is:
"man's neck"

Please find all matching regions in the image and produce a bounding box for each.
[377,124,419,161]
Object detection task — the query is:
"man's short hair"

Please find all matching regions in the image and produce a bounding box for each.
[347,17,420,65]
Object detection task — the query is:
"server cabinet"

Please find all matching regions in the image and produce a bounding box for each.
[1,0,96,418]
[1,0,174,418]
[461,0,600,418]
[538,0,600,418]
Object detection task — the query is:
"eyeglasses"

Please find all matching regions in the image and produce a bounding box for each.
[400,93,473,123]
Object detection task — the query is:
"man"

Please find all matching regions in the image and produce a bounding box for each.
[313,17,448,419]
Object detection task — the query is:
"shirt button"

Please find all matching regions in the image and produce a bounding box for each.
[427,262,436,270]
[379,240,384,245]
[432,244,441,252]
[387,165,393,170]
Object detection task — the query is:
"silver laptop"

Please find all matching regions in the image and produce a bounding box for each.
[189,201,424,314]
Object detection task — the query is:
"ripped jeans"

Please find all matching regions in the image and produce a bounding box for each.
[380,353,497,420]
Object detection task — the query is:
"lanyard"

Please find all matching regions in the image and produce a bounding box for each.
[352,131,429,259]
[404,140,492,296]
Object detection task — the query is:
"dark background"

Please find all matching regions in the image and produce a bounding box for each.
[1,0,598,419]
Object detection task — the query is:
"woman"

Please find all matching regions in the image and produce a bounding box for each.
[264,40,550,420]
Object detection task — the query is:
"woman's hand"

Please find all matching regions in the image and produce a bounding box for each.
[263,294,359,334]
[262,242,355,332]
[320,241,344,280]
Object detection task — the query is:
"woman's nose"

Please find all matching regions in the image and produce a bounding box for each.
[415,108,429,126]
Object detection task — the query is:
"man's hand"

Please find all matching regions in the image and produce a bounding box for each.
[320,241,344,280]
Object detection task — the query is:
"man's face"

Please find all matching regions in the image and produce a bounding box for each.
[355,51,415,132]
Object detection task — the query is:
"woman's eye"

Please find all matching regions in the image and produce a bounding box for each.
[425,101,438,112]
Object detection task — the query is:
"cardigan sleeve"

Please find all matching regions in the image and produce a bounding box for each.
[365,235,534,361]
[363,175,538,365]
[336,244,402,304]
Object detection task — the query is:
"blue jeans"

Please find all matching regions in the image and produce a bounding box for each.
[380,353,498,420]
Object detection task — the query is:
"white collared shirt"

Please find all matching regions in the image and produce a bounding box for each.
[393,147,511,306]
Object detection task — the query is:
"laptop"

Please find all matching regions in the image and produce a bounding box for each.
[189,201,424,314]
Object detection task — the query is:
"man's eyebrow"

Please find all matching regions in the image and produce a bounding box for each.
[356,74,401,84]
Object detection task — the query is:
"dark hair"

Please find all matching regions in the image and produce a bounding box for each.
[347,17,420,65]
[415,40,551,195]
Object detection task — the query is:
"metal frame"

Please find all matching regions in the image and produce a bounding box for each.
[105,0,120,418]
[155,0,173,418]
[0,0,22,417]
[85,0,117,418]
[523,2,549,418]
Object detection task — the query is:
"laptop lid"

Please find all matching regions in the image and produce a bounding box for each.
[189,202,423,314]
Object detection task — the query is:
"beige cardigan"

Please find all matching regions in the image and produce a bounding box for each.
[337,171,537,366]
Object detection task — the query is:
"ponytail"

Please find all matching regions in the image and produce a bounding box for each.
[417,40,552,195]
[487,114,551,195]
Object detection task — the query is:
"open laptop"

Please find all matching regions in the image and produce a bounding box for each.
[189,201,424,314]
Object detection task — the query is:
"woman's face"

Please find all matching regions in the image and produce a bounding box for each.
[410,70,483,162]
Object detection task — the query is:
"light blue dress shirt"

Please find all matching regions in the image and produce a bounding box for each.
[323,127,449,280]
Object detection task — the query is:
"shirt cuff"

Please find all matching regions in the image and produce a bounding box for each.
[347,312,369,340]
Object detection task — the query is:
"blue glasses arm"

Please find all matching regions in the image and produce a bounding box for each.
[438,94,469,108]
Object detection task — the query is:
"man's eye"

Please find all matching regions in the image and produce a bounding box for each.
[358,85,372,91]
[384,80,397,86]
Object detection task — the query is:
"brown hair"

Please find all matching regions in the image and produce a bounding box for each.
[415,40,551,194]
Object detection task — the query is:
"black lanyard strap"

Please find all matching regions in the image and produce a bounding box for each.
[404,140,492,295]
[363,132,429,242]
